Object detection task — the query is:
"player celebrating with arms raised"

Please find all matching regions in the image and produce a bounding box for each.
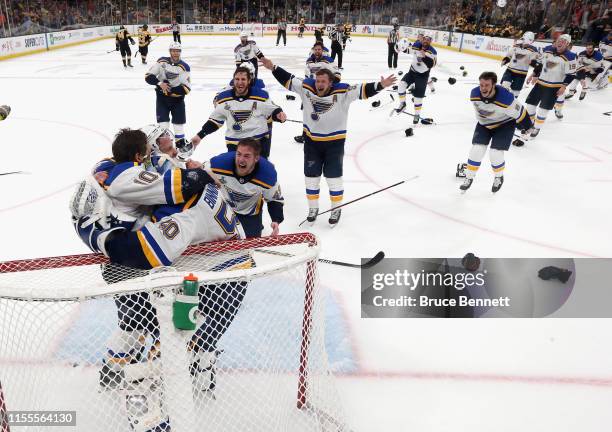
[261,57,396,226]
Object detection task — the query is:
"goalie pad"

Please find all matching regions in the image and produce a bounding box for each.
[125,377,168,432]
[69,177,110,228]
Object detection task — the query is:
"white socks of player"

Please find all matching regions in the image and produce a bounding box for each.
[461,146,504,193]
[327,177,343,227]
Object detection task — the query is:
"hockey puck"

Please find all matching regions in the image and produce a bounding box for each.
[405,128,414,136]
[286,94,296,100]
[371,100,381,107]
[448,77,457,85]
[460,66,465,70]
[398,71,404,76]
[431,76,438,82]
[461,253,481,271]
[462,71,468,77]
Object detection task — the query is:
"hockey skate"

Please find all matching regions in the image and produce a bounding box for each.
[306,208,319,226]
[413,114,420,125]
[328,208,342,227]
[459,178,473,193]
[565,89,577,99]
[393,102,406,115]
[530,128,540,139]
[554,109,563,119]
[492,175,504,193]
[579,90,586,100]
[294,135,304,143]
[456,163,467,178]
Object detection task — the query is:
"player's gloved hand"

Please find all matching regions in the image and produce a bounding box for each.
[130,39,135,45]
[115,45,119,51]
[176,140,195,161]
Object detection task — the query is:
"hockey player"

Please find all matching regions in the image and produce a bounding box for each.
[234,31,265,78]
[564,41,605,101]
[329,23,344,69]
[314,24,325,43]
[343,23,352,49]
[207,138,284,238]
[524,34,576,137]
[172,20,181,43]
[298,18,306,38]
[115,25,136,68]
[460,72,533,193]
[145,42,191,150]
[137,24,152,64]
[395,34,437,124]
[387,23,400,69]
[305,41,340,80]
[261,57,396,226]
[500,31,539,97]
[594,32,611,89]
[191,66,287,158]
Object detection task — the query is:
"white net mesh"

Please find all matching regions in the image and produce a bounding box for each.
[0,234,349,432]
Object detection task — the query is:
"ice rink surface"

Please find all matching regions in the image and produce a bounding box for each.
[1,34,612,430]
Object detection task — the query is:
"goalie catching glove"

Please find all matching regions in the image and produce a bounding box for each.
[0,105,11,121]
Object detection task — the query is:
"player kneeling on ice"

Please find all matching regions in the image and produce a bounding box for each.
[564,41,604,101]
[460,71,533,194]
[260,57,396,227]
[206,138,284,238]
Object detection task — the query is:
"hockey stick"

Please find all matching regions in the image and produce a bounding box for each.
[604,111,612,116]
[298,176,418,227]
[286,119,302,123]
[106,49,117,54]
[134,37,158,57]
[0,171,29,176]
[398,110,435,125]
[258,248,385,269]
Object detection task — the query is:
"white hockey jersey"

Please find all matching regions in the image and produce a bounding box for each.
[271,65,381,144]
[138,184,247,269]
[577,49,604,73]
[102,162,187,230]
[198,87,281,147]
[145,57,191,97]
[505,43,539,74]
[535,45,577,87]
[234,41,262,64]
[408,41,437,74]
[470,85,528,129]
[206,151,284,218]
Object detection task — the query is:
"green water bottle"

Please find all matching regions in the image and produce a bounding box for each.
[172,273,199,330]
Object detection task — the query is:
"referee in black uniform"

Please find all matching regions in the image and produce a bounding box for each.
[329,23,344,69]
[387,23,400,69]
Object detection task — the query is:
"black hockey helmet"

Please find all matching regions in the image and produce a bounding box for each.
[142,24,148,30]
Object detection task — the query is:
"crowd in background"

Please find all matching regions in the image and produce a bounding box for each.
[1,0,610,43]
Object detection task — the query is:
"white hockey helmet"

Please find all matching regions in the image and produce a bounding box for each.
[397,38,410,52]
[239,31,249,39]
[140,124,173,153]
[239,61,256,79]
[422,33,432,41]
[558,33,571,44]
[522,31,535,44]
[169,42,182,51]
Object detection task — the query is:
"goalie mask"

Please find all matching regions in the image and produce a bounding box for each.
[140,124,175,155]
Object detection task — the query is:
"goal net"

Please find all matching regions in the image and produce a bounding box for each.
[0,233,348,432]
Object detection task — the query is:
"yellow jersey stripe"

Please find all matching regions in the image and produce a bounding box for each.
[212,168,233,175]
[137,231,162,267]
[172,169,184,203]
[251,178,273,189]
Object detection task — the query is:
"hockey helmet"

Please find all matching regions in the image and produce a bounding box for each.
[169,42,182,51]
[558,33,571,44]
[141,124,174,153]
[239,31,249,39]
[239,62,256,79]
[522,31,535,44]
